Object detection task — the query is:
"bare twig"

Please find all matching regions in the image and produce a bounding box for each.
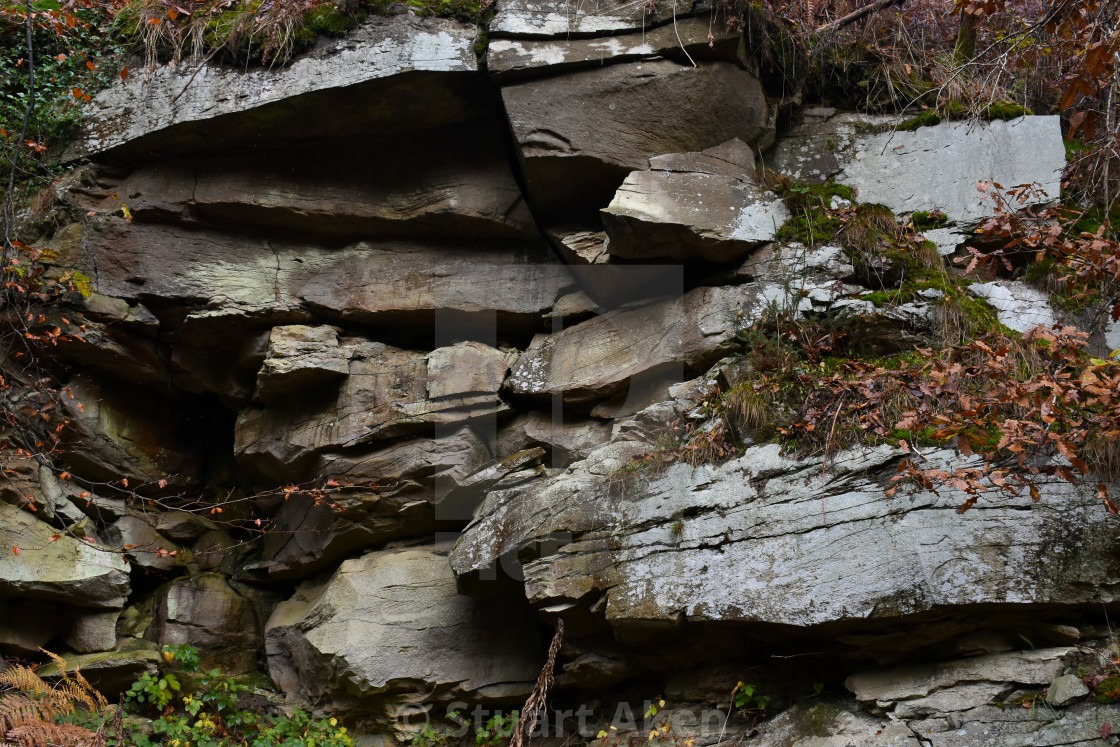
[510,620,564,747]
[815,0,904,35]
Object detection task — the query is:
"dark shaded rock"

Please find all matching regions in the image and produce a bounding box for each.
[503,60,770,218]
[254,325,348,406]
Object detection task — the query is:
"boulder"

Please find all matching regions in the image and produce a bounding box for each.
[265,547,542,727]
[0,502,130,608]
[63,609,121,654]
[496,411,613,465]
[602,139,789,262]
[503,60,770,218]
[147,574,263,672]
[765,110,1065,224]
[451,443,1120,644]
[254,325,349,405]
[72,16,485,161]
[235,341,511,479]
[845,647,1073,704]
[251,427,491,580]
[506,285,754,408]
[1045,673,1090,707]
[106,514,190,573]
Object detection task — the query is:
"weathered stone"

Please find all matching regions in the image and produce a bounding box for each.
[506,285,754,407]
[235,341,510,479]
[543,226,683,308]
[1045,673,1090,706]
[488,15,746,80]
[265,547,542,726]
[155,511,219,543]
[107,121,536,241]
[968,280,1057,333]
[496,411,613,465]
[845,647,1073,703]
[254,325,349,405]
[83,219,570,338]
[73,16,484,160]
[503,60,770,217]
[107,514,190,573]
[752,700,920,747]
[603,139,788,261]
[148,574,262,672]
[64,609,121,654]
[59,376,201,489]
[766,111,1065,224]
[39,639,161,697]
[452,443,1120,639]
[28,307,167,385]
[490,0,683,37]
[891,682,1011,718]
[906,701,1116,746]
[251,427,490,580]
[0,502,130,608]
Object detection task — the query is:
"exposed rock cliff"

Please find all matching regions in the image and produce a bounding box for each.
[3,4,1117,747]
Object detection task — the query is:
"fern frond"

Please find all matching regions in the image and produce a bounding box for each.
[0,668,48,699]
[6,719,104,747]
[0,695,49,733]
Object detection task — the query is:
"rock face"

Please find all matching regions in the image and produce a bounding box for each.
[452,441,1120,637]
[235,339,513,478]
[506,285,755,408]
[22,6,1113,746]
[265,547,542,726]
[766,109,1065,224]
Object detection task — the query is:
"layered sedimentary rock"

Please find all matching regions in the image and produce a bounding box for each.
[8,7,1115,746]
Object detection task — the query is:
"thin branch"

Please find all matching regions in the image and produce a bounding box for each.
[815,0,905,35]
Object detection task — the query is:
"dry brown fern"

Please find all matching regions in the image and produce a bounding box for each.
[0,651,107,747]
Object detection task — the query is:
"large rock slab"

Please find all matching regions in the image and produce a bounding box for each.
[765,110,1065,224]
[254,325,349,405]
[506,285,754,407]
[72,16,485,160]
[99,120,536,241]
[0,502,130,608]
[602,139,789,261]
[82,220,571,338]
[251,427,490,581]
[265,546,542,726]
[235,341,513,479]
[490,0,683,37]
[488,14,746,80]
[451,443,1120,641]
[503,60,770,217]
